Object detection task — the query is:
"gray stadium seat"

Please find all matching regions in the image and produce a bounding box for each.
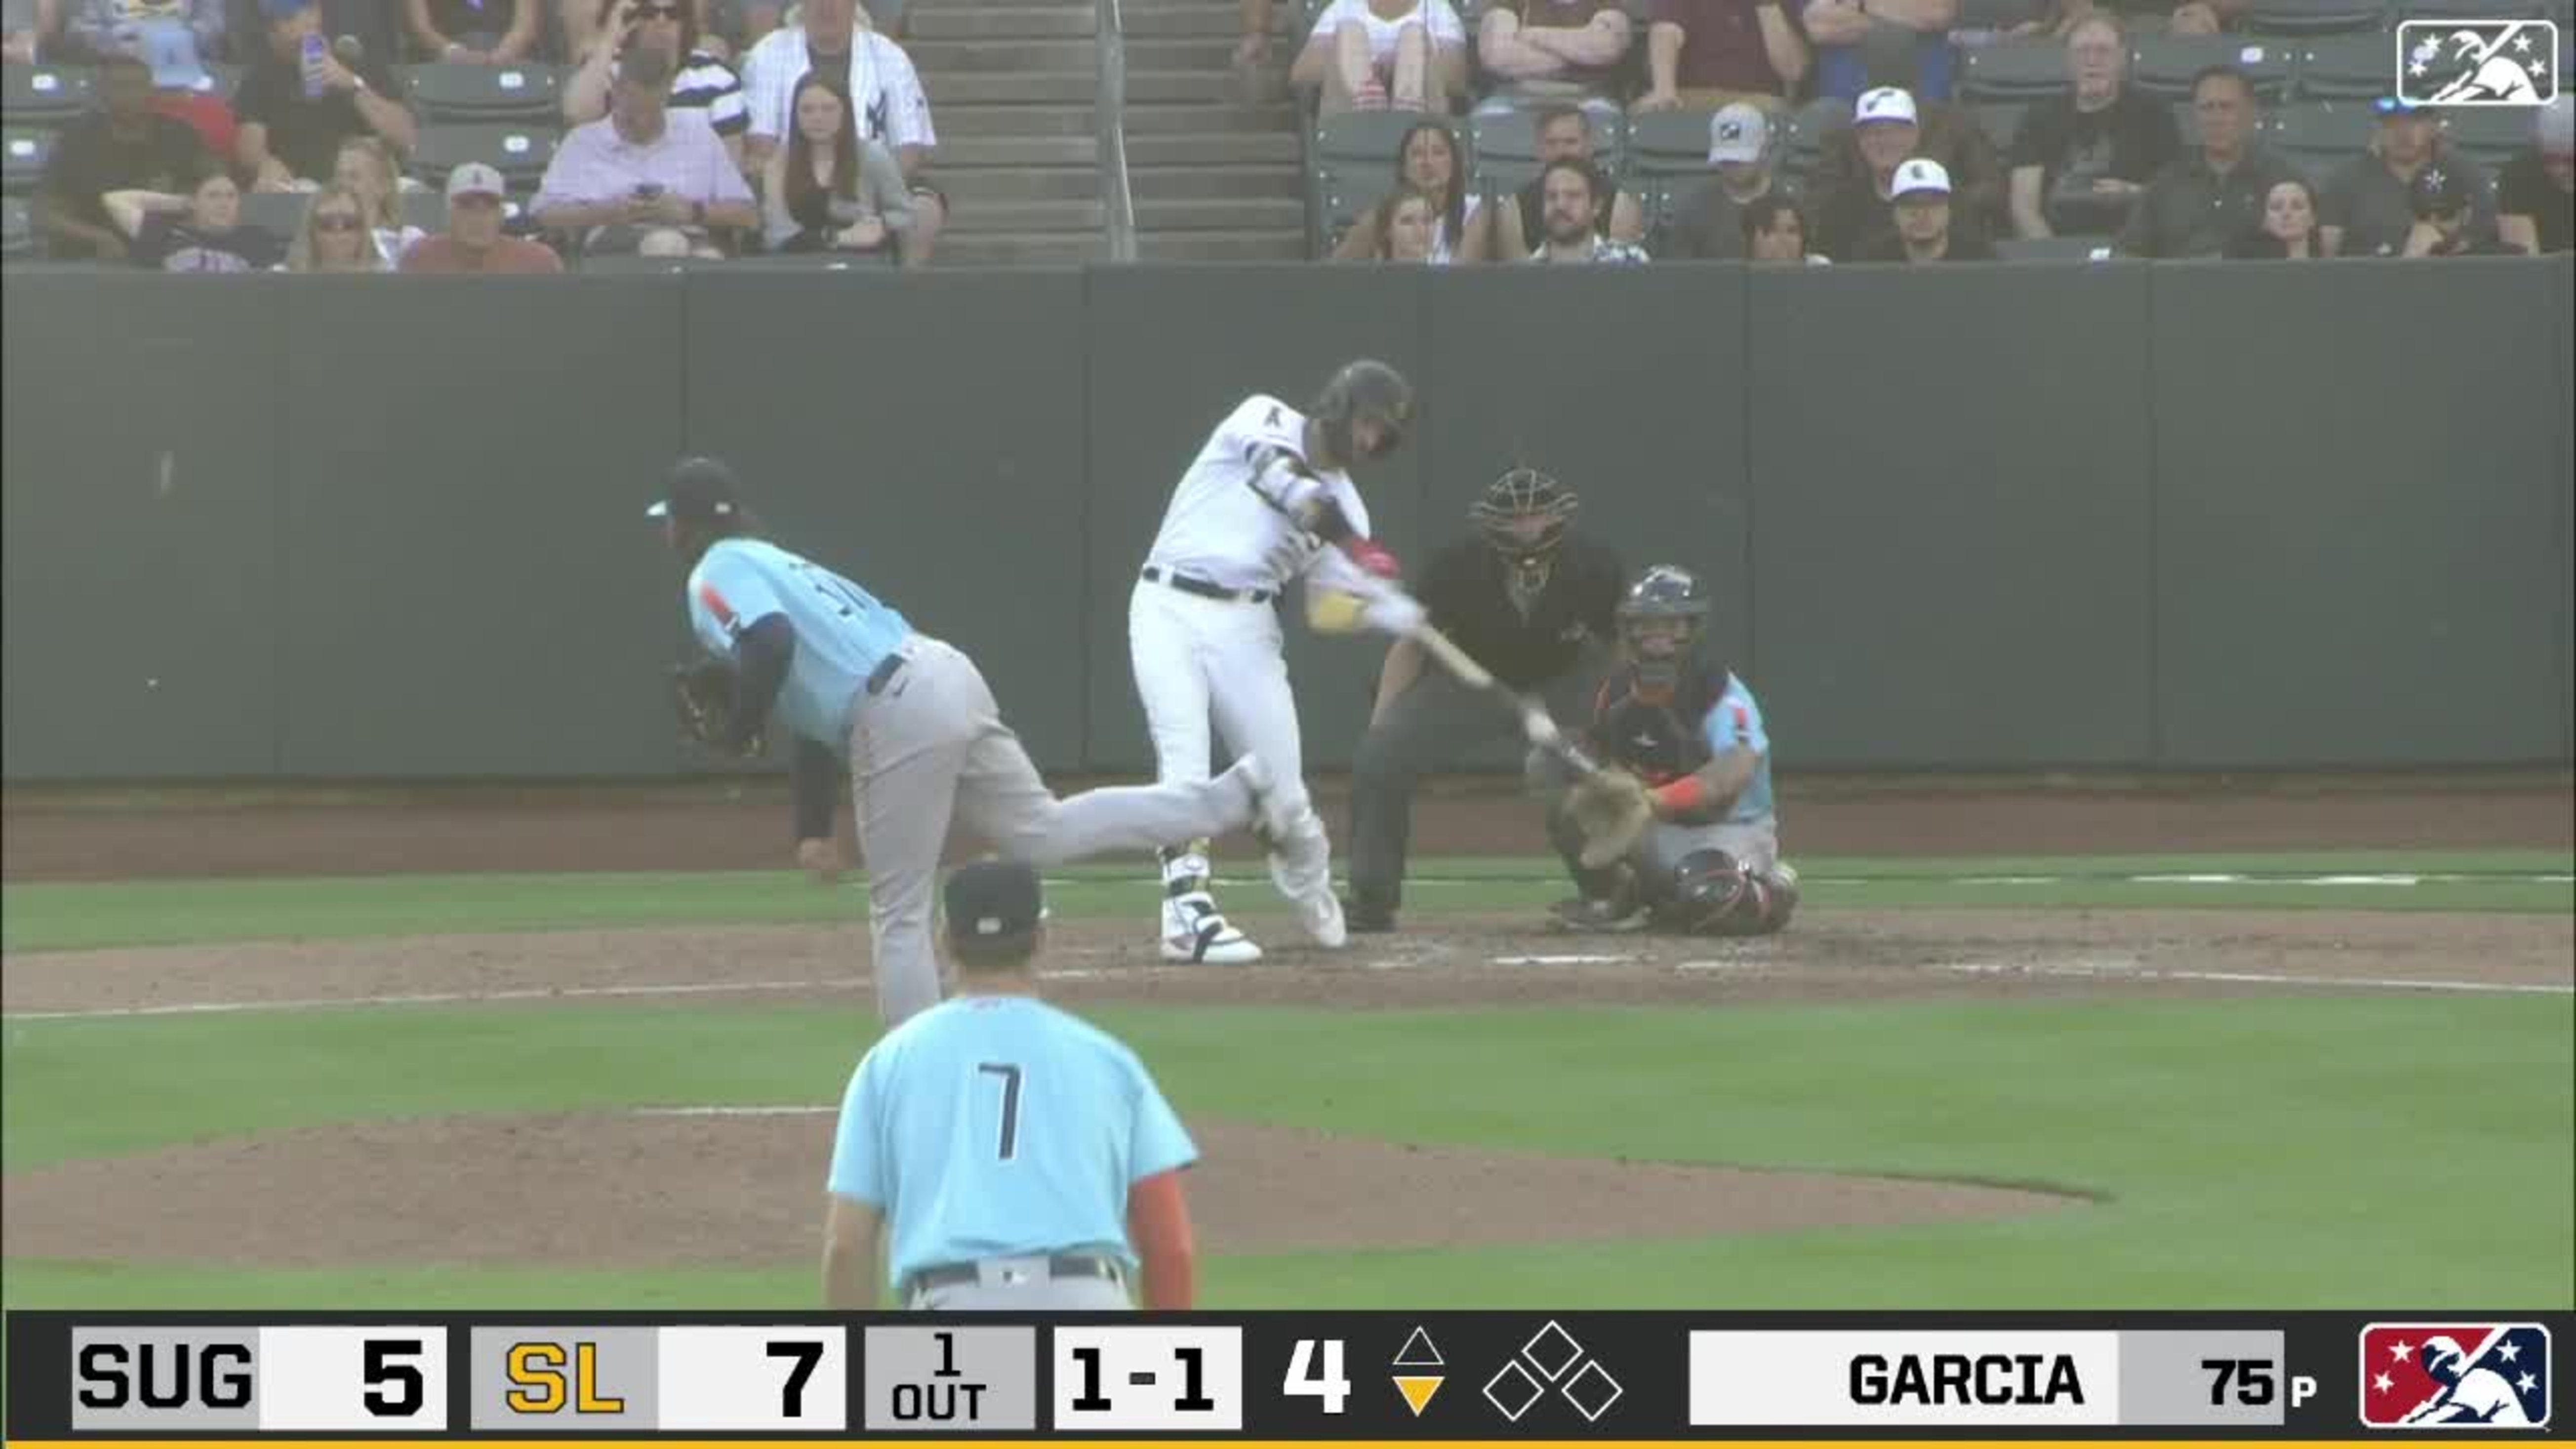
[400,186,447,235]
[1624,107,1719,177]
[400,61,563,122]
[2132,34,2295,101]
[2294,31,2397,99]
[1994,234,2116,260]
[3,124,54,194]
[2441,105,2537,167]
[1314,109,1450,172]
[1774,95,1851,185]
[240,189,307,238]
[2242,0,2387,35]
[2265,99,2377,171]
[1467,106,1545,191]
[410,121,559,186]
[2399,0,2559,18]
[3,63,95,124]
[1953,0,2042,28]
[1960,39,2068,101]
[2,192,29,256]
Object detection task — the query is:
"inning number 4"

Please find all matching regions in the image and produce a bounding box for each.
[1283,1339,1350,1414]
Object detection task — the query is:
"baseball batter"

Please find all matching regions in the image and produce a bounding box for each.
[653,456,1291,1025]
[1540,564,1800,935]
[1128,360,1425,963]
[824,860,1200,1311]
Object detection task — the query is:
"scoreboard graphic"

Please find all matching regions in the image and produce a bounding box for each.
[9,1311,2563,1443]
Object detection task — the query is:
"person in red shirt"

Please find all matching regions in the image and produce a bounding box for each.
[1634,0,1807,113]
[398,161,565,272]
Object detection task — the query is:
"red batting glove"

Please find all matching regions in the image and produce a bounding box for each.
[1343,537,1401,581]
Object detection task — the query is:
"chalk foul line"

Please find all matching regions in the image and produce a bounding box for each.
[1924,960,2572,996]
[3,977,858,1022]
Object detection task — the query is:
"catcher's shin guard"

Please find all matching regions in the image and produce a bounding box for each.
[1655,851,1799,936]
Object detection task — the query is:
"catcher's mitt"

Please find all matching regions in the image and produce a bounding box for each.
[1564,766,1655,869]
[670,659,761,757]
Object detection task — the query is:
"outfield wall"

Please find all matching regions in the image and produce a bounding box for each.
[4,258,2568,782]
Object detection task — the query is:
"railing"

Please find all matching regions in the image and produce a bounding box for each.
[1095,0,1138,262]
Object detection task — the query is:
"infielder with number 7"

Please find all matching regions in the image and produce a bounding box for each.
[653,457,1291,1026]
[1128,361,1426,963]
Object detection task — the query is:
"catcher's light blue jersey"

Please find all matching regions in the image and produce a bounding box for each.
[684,538,912,748]
[1704,675,1775,824]
[827,995,1199,1293]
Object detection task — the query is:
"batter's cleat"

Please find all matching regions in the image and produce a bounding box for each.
[1162,893,1264,964]
[1548,894,1649,933]
[1340,895,1397,933]
[1295,886,1348,949]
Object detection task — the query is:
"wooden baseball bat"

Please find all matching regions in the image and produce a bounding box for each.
[1409,623,1601,775]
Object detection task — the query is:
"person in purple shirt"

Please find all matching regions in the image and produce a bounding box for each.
[531,40,755,255]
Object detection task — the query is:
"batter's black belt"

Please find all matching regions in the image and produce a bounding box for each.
[906,1253,1122,1297]
[1142,566,1275,605]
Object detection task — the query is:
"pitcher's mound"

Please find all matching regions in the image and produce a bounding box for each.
[2,1113,2082,1268]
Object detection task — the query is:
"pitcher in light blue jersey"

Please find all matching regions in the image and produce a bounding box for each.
[823,860,1204,1311]
[651,457,1294,1026]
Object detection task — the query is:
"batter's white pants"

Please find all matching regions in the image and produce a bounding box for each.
[1127,580,1333,902]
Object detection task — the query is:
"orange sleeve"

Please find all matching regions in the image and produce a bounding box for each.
[1126,1169,1197,1310]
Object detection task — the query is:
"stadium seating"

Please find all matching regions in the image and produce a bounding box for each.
[4,125,54,194]
[400,62,564,124]
[1306,110,1448,253]
[1973,98,2028,156]
[409,121,559,187]
[2293,31,2397,98]
[1622,107,1715,177]
[1773,96,1851,185]
[1959,39,2068,101]
[1467,106,1547,192]
[2132,34,2296,100]
[241,189,307,237]
[2,192,29,256]
[2265,99,2378,170]
[2243,0,2389,36]
[3,63,95,125]
[1952,0,2042,29]
[2440,104,2537,166]
[1994,235,2115,259]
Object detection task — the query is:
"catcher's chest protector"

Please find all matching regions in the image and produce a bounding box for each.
[1592,666,1722,785]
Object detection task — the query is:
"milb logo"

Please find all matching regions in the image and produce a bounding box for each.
[2395,20,2559,107]
[2359,1323,2550,1430]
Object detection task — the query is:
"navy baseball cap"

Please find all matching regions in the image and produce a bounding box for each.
[645,456,742,522]
[945,861,1046,947]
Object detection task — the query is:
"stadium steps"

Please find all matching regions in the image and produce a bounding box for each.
[903,1,1111,263]
[1119,0,1306,260]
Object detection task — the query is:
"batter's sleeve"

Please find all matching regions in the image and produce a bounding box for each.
[689,547,791,654]
[1125,1050,1199,1182]
[826,1050,891,1207]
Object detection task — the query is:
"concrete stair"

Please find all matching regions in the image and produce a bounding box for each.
[1119,0,1307,260]
[904,0,1110,264]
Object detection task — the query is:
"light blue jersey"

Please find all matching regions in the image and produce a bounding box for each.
[685,538,912,749]
[827,995,1199,1293]
[1703,674,1775,824]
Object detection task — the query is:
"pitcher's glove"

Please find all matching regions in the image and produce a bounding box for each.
[1564,766,1655,870]
[671,659,762,758]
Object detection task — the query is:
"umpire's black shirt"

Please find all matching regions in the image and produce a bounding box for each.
[1417,535,1625,690]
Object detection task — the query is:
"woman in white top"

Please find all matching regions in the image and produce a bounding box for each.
[333,137,426,266]
[1329,118,1487,262]
[1292,0,1467,113]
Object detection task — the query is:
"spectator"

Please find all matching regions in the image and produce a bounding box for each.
[234,0,416,190]
[2115,63,2295,258]
[2321,97,2495,258]
[59,0,221,64]
[1355,181,1442,259]
[1634,0,1808,113]
[1802,0,1955,103]
[1858,155,1993,259]
[1289,0,1468,113]
[31,52,207,260]
[2007,13,2178,239]
[403,0,539,59]
[2497,94,2572,255]
[533,40,757,255]
[284,181,383,268]
[760,71,911,257]
[1526,156,1649,260]
[400,159,565,270]
[3,0,58,61]
[2222,174,2319,258]
[1666,100,1799,257]
[565,0,748,172]
[2403,163,2520,257]
[1493,102,1645,255]
[740,0,942,260]
[107,163,287,268]
[1474,0,1632,115]
[333,135,424,263]
[1328,118,1487,261]
[1741,191,1827,260]
[136,21,237,159]
[1811,84,1999,256]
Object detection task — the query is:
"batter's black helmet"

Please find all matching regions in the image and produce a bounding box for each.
[1312,359,1413,465]
[1469,466,1579,561]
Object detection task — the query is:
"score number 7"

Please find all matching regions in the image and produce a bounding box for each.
[766,1341,824,1418]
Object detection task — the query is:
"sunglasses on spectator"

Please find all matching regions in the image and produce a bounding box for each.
[635,5,684,17]
[315,213,364,231]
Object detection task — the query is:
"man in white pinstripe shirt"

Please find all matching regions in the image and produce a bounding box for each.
[739,0,945,262]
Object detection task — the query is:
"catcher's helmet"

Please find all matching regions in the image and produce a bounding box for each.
[1617,564,1710,696]
[1469,466,1579,563]
[1312,359,1414,465]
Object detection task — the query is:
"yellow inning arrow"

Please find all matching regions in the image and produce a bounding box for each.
[1393,1375,1444,1417]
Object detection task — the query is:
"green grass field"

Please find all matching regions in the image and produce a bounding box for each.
[5,850,2572,1311]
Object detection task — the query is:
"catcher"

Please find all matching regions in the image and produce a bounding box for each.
[1540,564,1798,935]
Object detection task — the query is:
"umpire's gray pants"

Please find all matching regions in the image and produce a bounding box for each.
[850,638,1261,1026]
[1347,666,1594,915]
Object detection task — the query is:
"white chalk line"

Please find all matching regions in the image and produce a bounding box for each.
[1926,960,2573,996]
[637,1104,833,1117]
[3,977,856,1022]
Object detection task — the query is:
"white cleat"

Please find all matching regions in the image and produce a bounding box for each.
[1295,886,1348,950]
[1161,893,1264,964]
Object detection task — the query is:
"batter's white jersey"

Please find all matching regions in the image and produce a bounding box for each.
[1142,395,1374,596]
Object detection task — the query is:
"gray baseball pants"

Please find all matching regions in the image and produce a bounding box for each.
[906,1257,1133,1311]
[848,637,1261,1025]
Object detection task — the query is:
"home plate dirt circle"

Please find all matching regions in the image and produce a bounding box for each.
[0,1114,2081,1269]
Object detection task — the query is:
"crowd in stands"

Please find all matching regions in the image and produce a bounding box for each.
[4,0,938,266]
[1282,0,2575,264]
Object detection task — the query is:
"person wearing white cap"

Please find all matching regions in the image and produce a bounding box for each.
[1858,156,1993,261]
[1667,101,1798,258]
[399,161,565,272]
[1810,81,2000,256]
[2496,93,2572,255]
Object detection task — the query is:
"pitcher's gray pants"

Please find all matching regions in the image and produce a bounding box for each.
[850,638,1261,1025]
